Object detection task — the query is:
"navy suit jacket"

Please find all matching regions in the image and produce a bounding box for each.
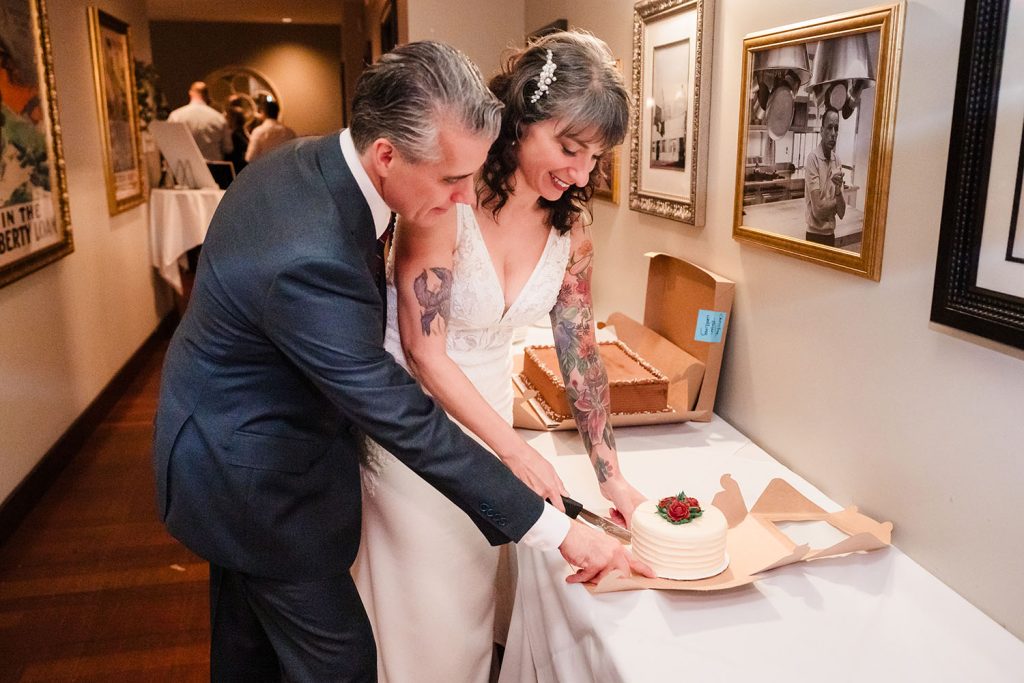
[152,133,543,580]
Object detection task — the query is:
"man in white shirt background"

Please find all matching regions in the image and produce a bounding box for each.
[167,81,233,161]
[245,99,297,163]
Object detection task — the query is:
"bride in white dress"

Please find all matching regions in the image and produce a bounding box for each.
[353,32,645,682]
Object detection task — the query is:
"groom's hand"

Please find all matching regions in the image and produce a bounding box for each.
[559,521,654,584]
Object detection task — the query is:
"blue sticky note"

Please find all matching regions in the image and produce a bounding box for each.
[694,310,727,343]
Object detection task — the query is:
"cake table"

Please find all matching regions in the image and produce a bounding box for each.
[498,415,1024,682]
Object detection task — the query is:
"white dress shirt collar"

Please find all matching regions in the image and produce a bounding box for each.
[339,129,392,239]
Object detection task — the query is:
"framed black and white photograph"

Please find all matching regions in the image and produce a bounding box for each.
[732,4,904,281]
[931,0,1024,350]
[648,38,688,170]
[0,0,73,289]
[89,7,146,215]
[630,0,714,225]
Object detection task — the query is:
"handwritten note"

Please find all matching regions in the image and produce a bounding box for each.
[694,310,727,343]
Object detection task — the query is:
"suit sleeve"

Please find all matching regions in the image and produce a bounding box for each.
[261,255,543,544]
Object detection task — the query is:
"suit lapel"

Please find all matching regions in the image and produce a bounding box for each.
[312,133,388,332]
[313,133,377,256]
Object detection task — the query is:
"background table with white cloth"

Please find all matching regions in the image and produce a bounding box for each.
[148,188,224,294]
[501,331,1024,681]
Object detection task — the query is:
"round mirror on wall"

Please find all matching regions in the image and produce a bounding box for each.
[205,66,280,133]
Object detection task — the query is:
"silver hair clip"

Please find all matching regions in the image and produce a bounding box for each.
[529,49,557,104]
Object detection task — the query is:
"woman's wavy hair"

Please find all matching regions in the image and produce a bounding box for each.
[478,31,631,233]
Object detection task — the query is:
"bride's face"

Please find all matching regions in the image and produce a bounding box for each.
[514,119,603,202]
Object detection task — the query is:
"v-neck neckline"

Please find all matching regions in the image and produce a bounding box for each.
[468,210,557,321]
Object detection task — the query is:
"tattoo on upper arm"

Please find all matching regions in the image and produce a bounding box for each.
[413,267,453,336]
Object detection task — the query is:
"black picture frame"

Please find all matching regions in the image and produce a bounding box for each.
[931,0,1024,350]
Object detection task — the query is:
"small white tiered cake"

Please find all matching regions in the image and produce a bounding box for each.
[630,495,729,580]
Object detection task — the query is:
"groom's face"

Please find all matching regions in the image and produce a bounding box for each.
[379,118,492,225]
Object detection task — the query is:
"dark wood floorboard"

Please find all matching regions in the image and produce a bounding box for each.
[0,340,210,682]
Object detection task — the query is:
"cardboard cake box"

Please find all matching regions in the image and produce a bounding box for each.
[589,474,894,593]
[513,253,735,430]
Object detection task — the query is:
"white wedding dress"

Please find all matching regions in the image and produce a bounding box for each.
[352,203,571,683]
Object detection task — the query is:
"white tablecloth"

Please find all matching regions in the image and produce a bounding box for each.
[500,416,1024,682]
[148,188,224,294]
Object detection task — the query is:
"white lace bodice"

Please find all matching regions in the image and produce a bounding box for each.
[382,203,571,420]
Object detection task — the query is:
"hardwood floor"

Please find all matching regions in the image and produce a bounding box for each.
[0,339,210,682]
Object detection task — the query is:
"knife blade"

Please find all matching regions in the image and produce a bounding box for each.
[560,495,632,544]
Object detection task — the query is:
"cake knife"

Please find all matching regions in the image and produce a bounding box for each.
[559,495,632,544]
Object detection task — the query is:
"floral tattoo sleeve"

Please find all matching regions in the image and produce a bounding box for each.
[550,238,616,482]
[413,267,453,336]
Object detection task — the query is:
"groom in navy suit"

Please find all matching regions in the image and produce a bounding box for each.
[153,41,646,681]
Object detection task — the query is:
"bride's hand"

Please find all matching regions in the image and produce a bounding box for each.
[600,478,646,528]
[502,446,568,513]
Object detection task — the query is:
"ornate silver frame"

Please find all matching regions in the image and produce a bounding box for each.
[629,0,715,225]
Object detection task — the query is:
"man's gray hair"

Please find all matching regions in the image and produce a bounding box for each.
[350,41,502,163]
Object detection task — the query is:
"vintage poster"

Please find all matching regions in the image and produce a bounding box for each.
[89,7,145,214]
[0,0,72,288]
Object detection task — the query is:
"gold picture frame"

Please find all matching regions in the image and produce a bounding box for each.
[732,4,904,281]
[593,146,621,204]
[0,0,73,288]
[88,7,145,215]
[593,58,622,205]
[630,0,715,226]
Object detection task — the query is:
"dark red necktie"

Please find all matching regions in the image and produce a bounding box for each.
[375,213,396,272]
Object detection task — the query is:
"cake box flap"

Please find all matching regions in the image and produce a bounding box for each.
[641,252,734,420]
[588,475,892,594]
[749,479,893,561]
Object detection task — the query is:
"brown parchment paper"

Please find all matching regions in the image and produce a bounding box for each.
[588,475,893,593]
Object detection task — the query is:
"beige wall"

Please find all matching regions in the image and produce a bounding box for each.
[341,0,368,126]
[519,0,1024,638]
[356,0,526,120]
[0,1,166,504]
[407,0,525,79]
[150,21,343,136]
